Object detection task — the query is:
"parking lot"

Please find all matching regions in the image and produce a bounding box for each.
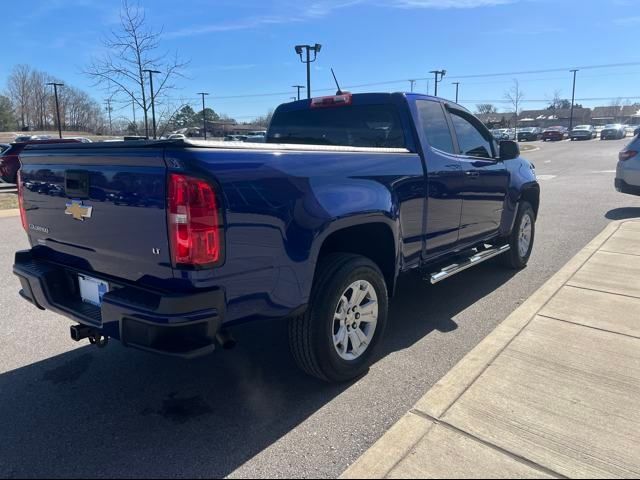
[1,138,639,479]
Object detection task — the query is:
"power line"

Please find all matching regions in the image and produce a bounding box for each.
[206,61,640,101]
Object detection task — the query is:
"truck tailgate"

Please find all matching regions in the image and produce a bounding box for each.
[19,146,173,285]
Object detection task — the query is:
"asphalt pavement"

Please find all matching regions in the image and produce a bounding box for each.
[0,138,639,479]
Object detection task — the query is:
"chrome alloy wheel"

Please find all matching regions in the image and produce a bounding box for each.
[518,212,533,258]
[332,280,379,361]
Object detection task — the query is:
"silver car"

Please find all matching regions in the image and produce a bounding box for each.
[616,136,640,195]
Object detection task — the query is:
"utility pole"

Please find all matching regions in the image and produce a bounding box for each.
[197,92,209,140]
[569,69,579,132]
[143,69,161,139]
[409,80,416,93]
[430,70,447,97]
[292,85,305,101]
[294,44,322,99]
[104,99,113,135]
[47,82,64,138]
[452,82,460,103]
[290,97,298,102]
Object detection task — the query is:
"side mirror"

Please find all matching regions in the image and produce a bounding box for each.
[499,140,520,161]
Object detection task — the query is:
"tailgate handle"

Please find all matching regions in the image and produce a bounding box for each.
[65,170,90,198]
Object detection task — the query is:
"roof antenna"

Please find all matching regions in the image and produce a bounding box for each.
[331,68,344,95]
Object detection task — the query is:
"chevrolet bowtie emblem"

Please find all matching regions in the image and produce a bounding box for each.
[65,200,93,221]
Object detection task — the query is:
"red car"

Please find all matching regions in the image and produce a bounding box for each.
[541,126,568,142]
[0,138,83,183]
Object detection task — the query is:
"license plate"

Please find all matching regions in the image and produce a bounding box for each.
[78,274,109,307]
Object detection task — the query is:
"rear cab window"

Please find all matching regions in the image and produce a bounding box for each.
[267,104,406,148]
[415,100,455,154]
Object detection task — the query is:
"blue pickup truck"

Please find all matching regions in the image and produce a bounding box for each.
[13,92,539,382]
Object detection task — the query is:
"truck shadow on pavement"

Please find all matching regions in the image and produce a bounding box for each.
[0,263,516,478]
[606,207,640,220]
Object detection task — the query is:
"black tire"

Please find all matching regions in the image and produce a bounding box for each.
[289,253,389,383]
[500,201,535,269]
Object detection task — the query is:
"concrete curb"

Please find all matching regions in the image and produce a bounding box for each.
[0,209,20,218]
[341,219,631,479]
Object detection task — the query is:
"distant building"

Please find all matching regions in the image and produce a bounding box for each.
[518,108,591,128]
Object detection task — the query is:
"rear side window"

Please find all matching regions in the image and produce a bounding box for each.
[416,100,454,154]
[267,104,406,148]
[449,111,494,159]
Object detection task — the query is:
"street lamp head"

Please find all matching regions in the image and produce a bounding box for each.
[314,43,322,53]
[441,70,447,77]
[295,45,304,55]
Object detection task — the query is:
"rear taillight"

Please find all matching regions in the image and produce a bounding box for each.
[167,173,222,268]
[17,171,27,231]
[310,93,352,108]
[619,150,637,162]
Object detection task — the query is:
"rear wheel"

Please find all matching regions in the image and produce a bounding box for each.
[289,253,389,382]
[500,201,535,269]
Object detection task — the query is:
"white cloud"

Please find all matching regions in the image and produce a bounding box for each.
[167,0,518,38]
[392,0,515,7]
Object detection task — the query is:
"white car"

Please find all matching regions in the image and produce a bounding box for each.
[616,135,640,195]
[168,133,187,140]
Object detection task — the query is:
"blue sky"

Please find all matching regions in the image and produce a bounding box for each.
[2,0,639,121]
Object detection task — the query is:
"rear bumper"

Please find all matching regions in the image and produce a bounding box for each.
[13,250,225,359]
[615,178,640,196]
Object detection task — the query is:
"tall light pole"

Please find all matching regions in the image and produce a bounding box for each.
[47,82,64,138]
[292,85,305,101]
[409,80,416,93]
[569,69,579,132]
[294,44,322,99]
[430,70,446,97]
[452,82,460,103]
[104,99,113,135]
[197,92,209,140]
[143,69,161,139]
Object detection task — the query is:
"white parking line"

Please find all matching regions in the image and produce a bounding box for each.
[592,170,617,174]
[537,175,557,180]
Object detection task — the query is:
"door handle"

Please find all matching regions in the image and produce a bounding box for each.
[465,171,480,178]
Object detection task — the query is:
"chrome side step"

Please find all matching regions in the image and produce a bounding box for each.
[428,245,511,284]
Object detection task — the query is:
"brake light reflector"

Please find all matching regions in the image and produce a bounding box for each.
[310,93,352,108]
[619,150,637,162]
[17,171,27,231]
[167,173,222,267]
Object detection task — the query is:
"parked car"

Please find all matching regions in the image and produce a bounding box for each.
[14,134,52,142]
[624,125,637,136]
[243,134,267,143]
[542,126,568,141]
[601,124,627,140]
[635,126,640,137]
[223,135,247,142]
[616,135,640,195]
[594,125,606,137]
[570,125,596,141]
[13,92,539,383]
[0,138,83,183]
[491,128,512,141]
[168,133,187,140]
[517,127,543,142]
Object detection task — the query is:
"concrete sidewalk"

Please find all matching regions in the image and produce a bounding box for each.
[342,219,640,479]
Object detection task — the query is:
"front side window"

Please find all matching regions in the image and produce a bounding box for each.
[449,111,494,159]
[416,100,454,154]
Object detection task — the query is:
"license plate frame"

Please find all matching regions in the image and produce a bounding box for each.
[78,274,110,307]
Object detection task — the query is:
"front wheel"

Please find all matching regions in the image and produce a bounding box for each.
[501,201,535,269]
[289,253,389,382]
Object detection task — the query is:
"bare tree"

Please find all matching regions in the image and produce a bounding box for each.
[504,80,524,134]
[7,65,31,128]
[85,0,188,138]
[476,104,498,115]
